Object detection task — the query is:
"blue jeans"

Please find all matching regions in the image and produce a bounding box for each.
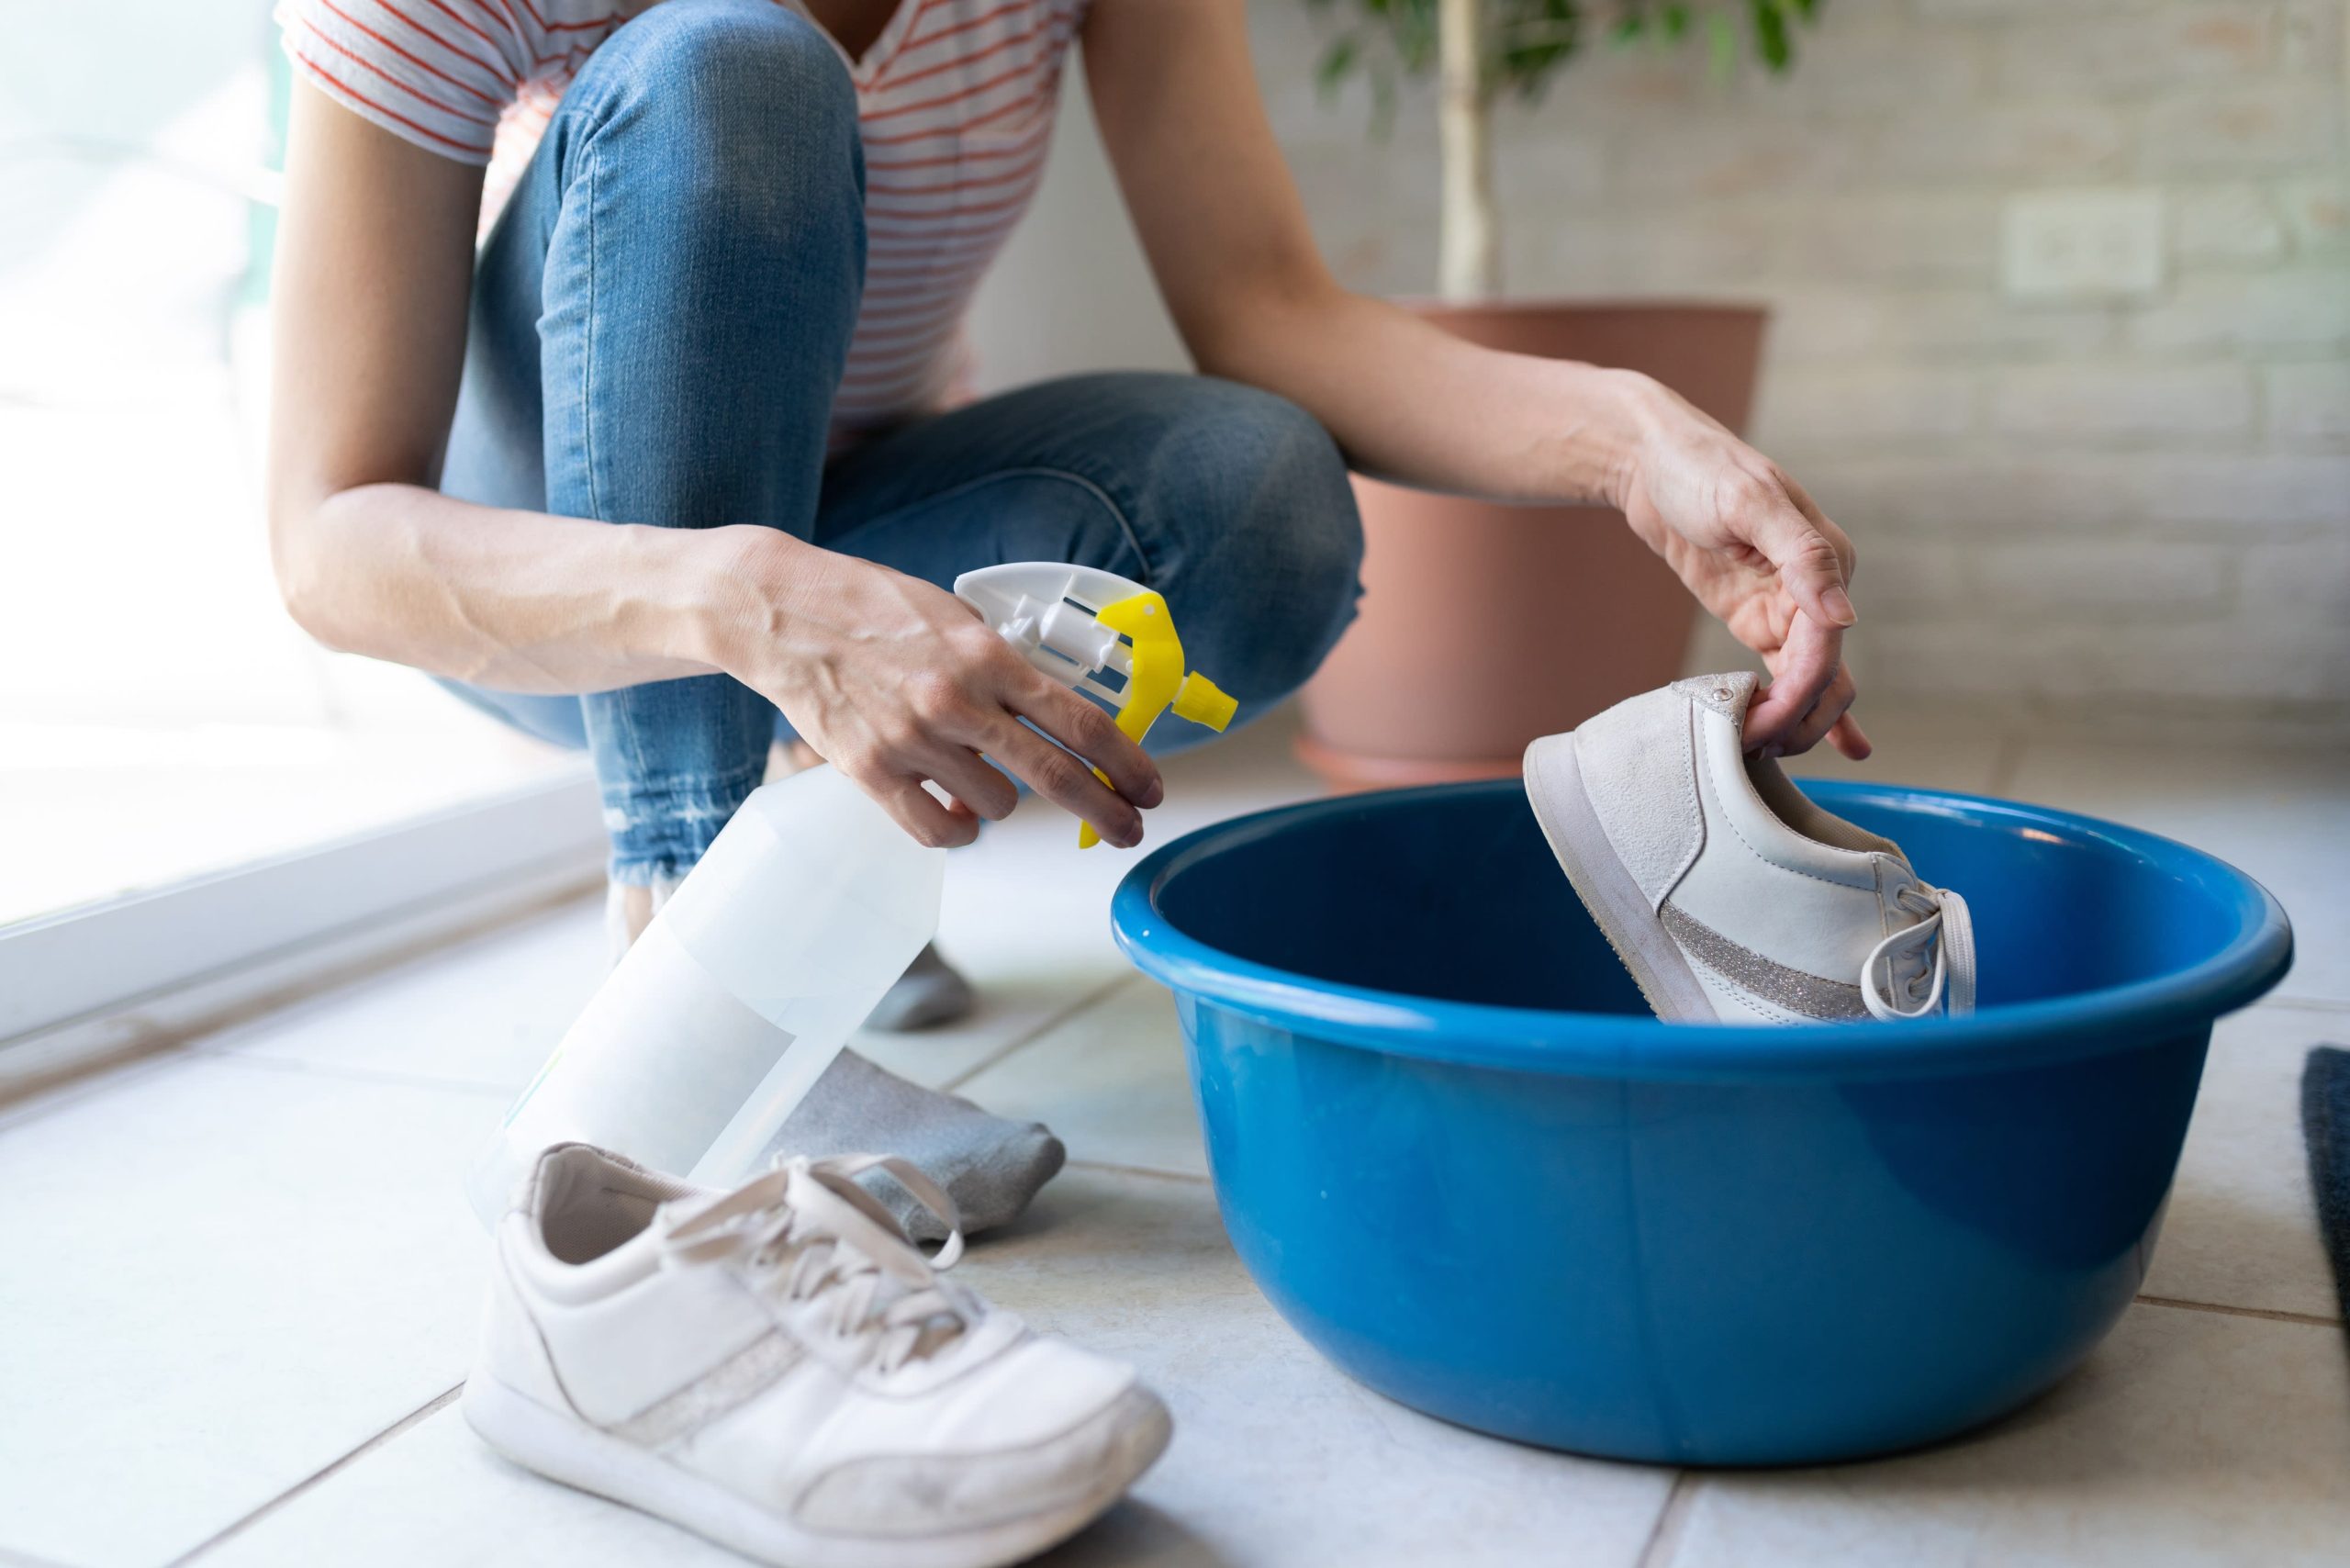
[438,0,1363,882]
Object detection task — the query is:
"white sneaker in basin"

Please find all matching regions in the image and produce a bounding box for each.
[1524,671,1975,1024]
[465,1143,1170,1568]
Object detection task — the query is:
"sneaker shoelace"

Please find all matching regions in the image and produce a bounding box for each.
[1861,881,1977,1022]
[655,1153,968,1375]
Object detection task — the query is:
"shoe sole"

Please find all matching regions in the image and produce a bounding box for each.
[462,1372,1171,1568]
[1523,733,1717,1024]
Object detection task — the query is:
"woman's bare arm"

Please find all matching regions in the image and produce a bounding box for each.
[1081,0,1867,760]
[267,81,729,694]
[264,84,1159,846]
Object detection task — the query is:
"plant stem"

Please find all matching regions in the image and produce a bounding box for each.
[1437,0,1499,301]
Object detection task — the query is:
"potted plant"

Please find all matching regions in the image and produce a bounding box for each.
[1293,0,1820,789]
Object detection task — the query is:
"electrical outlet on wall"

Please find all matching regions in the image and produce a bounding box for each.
[2000,189,2165,304]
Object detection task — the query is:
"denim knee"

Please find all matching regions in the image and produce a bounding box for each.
[569,0,862,208]
[1155,383,1364,700]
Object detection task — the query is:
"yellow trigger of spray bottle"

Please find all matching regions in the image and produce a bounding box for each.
[464,562,1235,1225]
[954,563,1237,846]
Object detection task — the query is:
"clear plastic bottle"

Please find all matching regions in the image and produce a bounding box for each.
[464,562,1235,1226]
[465,763,944,1224]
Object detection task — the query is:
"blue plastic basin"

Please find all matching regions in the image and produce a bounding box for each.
[1110,779,2292,1465]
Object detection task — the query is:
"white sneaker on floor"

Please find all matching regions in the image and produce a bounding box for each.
[1524,671,1975,1025]
[465,1144,1170,1568]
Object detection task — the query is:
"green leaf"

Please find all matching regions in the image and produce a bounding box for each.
[1315,34,1360,102]
[1707,9,1736,79]
[1391,0,1437,73]
[1751,0,1791,70]
[1292,0,1819,124]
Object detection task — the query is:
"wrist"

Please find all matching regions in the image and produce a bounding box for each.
[1532,362,1659,510]
[643,523,800,674]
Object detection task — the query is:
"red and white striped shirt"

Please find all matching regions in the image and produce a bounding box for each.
[279,0,1088,439]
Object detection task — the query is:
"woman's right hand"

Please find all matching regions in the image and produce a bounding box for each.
[701,530,1163,849]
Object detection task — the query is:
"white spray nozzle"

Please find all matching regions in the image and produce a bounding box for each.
[953,562,1149,705]
[954,560,1237,848]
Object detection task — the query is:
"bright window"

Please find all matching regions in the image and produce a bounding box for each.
[0,3,582,931]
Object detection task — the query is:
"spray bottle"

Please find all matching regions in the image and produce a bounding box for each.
[464,563,1236,1224]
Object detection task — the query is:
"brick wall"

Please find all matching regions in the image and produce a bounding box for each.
[1255,0,2350,739]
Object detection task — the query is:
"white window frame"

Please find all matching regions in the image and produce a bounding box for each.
[0,55,614,1092]
[0,771,605,1092]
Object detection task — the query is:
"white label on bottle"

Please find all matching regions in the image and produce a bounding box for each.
[501,921,795,1181]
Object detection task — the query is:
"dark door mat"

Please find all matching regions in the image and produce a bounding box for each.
[2302,1045,2350,1331]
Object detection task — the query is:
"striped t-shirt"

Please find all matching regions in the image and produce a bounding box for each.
[279,0,1087,438]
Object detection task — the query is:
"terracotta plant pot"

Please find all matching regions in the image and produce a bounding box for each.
[1295,301,1769,790]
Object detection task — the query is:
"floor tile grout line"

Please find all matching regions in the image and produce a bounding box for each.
[0,1053,192,1138]
[0,1546,86,1568]
[1633,1470,1698,1568]
[12,948,1161,1137]
[2134,1293,2344,1328]
[0,885,599,1126]
[1066,1158,1212,1185]
[185,1048,519,1102]
[1,1048,513,1150]
[940,973,1143,1094]
[165,1383,464,1567]
[2267,993,2350,1015]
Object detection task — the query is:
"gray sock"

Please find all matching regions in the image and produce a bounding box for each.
[765,1047,1063,1241]
[863,944,977,1032]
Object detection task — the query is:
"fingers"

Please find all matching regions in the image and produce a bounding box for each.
[1744,609,1844,753]
[1007,675,1163,809]
[1774,471,1857,583]
[787,602,1168,849]
[985,719,1147,848]
[1739,474,1857,632]
[1775,660,1857,758]
[840,747,1012,851]
[1828,711,1873,762]
[872,777,982,849]
[920,744,1020,823]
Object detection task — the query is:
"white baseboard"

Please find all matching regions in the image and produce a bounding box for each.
[0,773,605,1105]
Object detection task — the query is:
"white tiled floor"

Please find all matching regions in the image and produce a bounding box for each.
[2,709,2344,1568]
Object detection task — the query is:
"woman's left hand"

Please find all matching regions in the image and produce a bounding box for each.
[1606,371,1871,762]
